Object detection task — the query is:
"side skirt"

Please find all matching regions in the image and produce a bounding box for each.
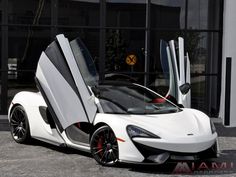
[33,136,67,147]
[61,131,91,153]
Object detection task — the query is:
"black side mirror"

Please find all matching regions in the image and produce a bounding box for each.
[177,104,184,108]
[179,83,191,95]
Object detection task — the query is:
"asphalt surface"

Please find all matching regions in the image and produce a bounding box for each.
[0,121,236,177]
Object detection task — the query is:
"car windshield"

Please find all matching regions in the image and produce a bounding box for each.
[95,84,181,115]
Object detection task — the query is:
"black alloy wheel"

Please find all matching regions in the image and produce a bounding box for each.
[10,105,31,143]
[90,125,119,166]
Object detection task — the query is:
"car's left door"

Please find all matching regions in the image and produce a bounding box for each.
[35,34,97,131]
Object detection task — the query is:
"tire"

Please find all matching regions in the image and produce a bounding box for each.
[90,125,119,166]
[10,105,31,144]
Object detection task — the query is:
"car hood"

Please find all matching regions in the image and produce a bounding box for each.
[117,108,211,139]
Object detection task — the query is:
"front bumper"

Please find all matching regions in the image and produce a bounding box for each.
[128,133,218,164]
[132,141,218,164]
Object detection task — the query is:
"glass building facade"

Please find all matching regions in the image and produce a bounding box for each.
[0,0,223,116]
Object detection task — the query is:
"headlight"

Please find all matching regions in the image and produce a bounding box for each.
[210,120,216,134]
[127,125,160,138]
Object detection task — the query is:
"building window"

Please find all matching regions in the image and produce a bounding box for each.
[106,0,146,28]
[0,0,223,116]
[187,0,221,30]
[151,0,186,29]
[58,0,100,27]
[8,0,51,25]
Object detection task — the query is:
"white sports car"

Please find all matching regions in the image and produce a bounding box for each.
[8,34,219,166]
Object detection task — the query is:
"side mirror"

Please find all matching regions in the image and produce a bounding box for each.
[177,104,184,108]
[179,83,191,95]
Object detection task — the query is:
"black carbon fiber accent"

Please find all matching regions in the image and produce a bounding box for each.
[35,78,63,132]
[44,41,79,97]
[133,141,217,162]
[39,106,56,128]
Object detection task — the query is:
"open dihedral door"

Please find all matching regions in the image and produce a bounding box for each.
[160,37,191,108]
[35,34,97,131]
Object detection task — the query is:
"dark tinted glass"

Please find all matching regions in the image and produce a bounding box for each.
[149,31,183,95]
[8,26,40,107]
[58,0,100,26]
[185,32,220,73]
[1,0,223,116]
[187,0,222,29]
[0,26,1,110]
[0,28,1,69]
[0,0,2,24]
[8,0,51,25]
[105,29,145,74]
[8,26,51,80]
[98,84,179,114]
[70,38,98,86]
[185,32,220,115]
[151,0,186,29]
[106,0,146,27]
[57,28,100,69]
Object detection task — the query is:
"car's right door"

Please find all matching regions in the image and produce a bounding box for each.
[160,37,191,108]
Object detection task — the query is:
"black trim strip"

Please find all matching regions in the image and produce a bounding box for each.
[169,42,179,100]
[39,106,56,129]
[184,55,187,83]
[35,78,64,132]
[44,41,79,97]
[39,106,49,124]
[224,57,231,126]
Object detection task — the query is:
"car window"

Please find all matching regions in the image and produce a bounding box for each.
[70,38,98,86]
[97,84,181,114]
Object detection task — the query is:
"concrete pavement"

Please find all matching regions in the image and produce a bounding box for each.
[0,119,236,177]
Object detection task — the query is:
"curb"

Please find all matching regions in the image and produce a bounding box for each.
[0,119,9,131]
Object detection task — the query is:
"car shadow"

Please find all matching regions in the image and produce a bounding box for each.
[27,139,236,175]
[28,139,92,158]
[0,121,10,131]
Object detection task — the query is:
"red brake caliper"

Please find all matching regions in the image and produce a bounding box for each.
[97,136,103,156]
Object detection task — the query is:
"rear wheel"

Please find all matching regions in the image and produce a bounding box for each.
[10,105,31,144]
[90,125,119,166]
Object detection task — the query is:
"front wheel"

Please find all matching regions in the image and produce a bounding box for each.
[10,105,31,144]
[90,125,119,166]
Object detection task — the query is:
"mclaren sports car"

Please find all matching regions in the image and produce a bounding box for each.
[8,34,219,166]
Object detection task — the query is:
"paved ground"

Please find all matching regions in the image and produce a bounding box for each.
[0,121,236,177]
